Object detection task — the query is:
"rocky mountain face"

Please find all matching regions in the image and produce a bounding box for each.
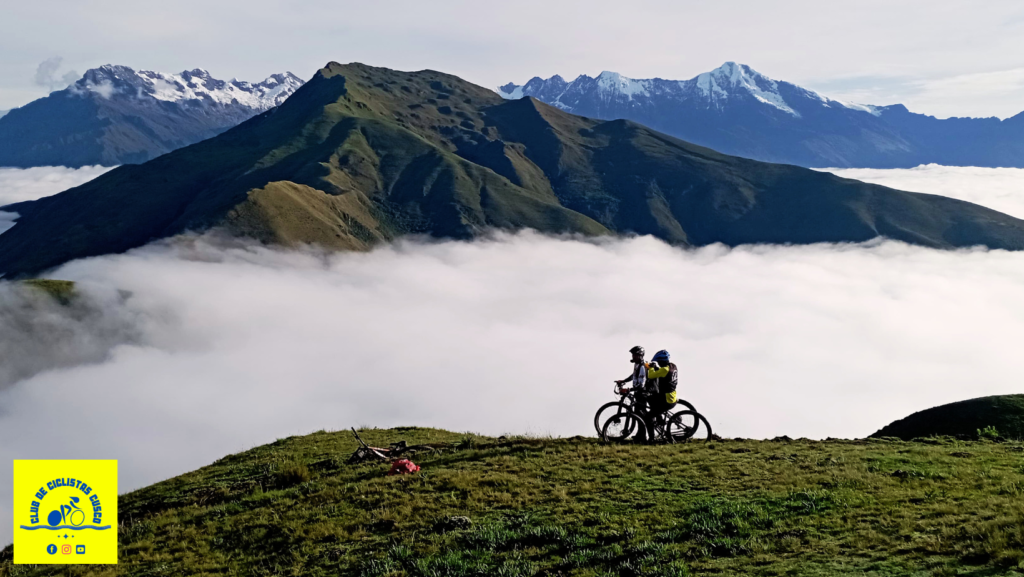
[499,62,1024,168]
[0,65,304,167]
[3,62,1024,278]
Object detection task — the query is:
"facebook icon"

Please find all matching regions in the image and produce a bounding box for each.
[46,544,57,555]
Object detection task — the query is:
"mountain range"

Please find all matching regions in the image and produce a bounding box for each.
[0,65,304,167]
[2,62,1024,278]
[499,62,1024,168]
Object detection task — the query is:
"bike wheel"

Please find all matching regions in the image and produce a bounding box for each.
[675,399,696,413]
[68,509,85,527]
[666,411,713,443]
[601,410,645,443]
[665,400,697,430]
[594,401,631,437]
[668,406,696,430]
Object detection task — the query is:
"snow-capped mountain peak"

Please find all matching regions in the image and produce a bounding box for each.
[68,65,304,111]
[498,62,810,117]
[497,82,525,100]
[595,71,651,98]
[491,62,938,168]
[501,62,888,120]
[1,64,307,167]
[694,62,798,116]
[700,61,765,86]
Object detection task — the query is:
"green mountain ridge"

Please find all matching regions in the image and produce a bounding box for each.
[872,394,1024,440]
[4,61,1024,277]
[6,427,1024,575]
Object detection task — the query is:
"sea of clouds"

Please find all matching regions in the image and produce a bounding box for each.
[0,165,113,234]
[2,164,1024,544]
[825,164,1024,219]
[0,165,113,206]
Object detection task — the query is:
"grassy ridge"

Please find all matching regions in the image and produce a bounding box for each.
[873,395,1024,441]
[4,428,1024,576]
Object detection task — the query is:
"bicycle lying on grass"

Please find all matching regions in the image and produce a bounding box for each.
[595,384,713,443]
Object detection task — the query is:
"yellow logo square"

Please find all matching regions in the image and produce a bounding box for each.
[13,460,118,564]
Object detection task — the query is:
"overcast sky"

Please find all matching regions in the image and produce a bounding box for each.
[3,1,1024,117]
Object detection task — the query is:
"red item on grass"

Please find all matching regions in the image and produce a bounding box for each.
[387,459,420,475]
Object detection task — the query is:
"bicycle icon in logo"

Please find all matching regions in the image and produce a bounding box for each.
[47,496,86,527]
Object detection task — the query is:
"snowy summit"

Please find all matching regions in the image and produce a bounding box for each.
[0,65,306,167]
[72,65,304,111]
[497,61,880,119]
[495,62,985,168]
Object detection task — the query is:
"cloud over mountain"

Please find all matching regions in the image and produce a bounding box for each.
[826,164,1024,219]
[0,165,112,206]
[0,165,113,233]
[33,56,78,92]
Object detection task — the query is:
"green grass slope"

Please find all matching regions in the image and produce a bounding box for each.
[4,62,1024,277]
[6,428,1024,576]
[872,395,1024,441]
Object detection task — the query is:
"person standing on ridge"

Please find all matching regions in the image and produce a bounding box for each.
[627,349,678,442]
[615,345,648,395]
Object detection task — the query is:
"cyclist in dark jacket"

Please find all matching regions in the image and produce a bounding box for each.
[637,349,678,442]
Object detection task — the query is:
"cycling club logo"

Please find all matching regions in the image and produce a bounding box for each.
[13,460,118,564]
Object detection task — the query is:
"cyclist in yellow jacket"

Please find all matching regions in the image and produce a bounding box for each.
[637,349,678,442]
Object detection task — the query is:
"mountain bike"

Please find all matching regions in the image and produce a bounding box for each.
[593,384,697,437]
[600,404,713,444]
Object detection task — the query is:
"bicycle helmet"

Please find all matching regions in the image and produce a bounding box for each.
[651,350,670,364]
[629,345,645,357]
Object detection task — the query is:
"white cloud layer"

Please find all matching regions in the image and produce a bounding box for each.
[824,164,1024,219]
[3,165,1024,544]
[4,230,1024,544]
[0,166,112,235]
[0,165,113,207]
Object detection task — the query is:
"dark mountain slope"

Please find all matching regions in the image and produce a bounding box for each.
[872,395,1024,440]
[3,62,1024,277]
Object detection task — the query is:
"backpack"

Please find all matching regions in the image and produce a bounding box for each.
[387,459,420,476]
[658,363,678,404]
